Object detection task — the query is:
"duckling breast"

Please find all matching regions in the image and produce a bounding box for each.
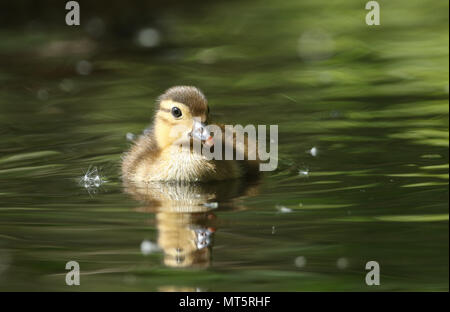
[141,146,242,182]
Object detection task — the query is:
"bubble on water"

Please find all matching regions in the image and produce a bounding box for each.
[196,48,217,64]
[337,257,349,270]
[298,168,309,177]
[76,60,92,76]
[309,147,318,157]
[143,127,152,135]
[93,175,101,187]
[295,256,307,268]
[79,166,106,194]
[140,240,159,255]
[203,202,219,209]
[276,205,292,213]
[126,132,136,142]
[59,79,75,92]
[37,88,49,101]
[297,29,335,62]
[137,28,160,48]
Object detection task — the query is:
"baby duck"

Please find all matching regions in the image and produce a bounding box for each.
[122,86,259,182]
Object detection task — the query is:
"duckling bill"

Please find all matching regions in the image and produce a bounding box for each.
[121,86,259,182]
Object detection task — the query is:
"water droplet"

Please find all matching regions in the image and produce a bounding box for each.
[126,132,136,142]
[137,28,160,48]
[203,202,219,209]
[299,168,309,177]
[196,48,217,64]
[79,166,106,194]
[276,205,292,213]
[140,240,159,255]
[295,256,307,268]
[76,60,92,76]
[297,29,335,62]
[337,257,349,270]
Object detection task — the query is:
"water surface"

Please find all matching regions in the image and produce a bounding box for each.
[0,0,448,291]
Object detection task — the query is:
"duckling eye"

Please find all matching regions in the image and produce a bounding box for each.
[171,107,182,118]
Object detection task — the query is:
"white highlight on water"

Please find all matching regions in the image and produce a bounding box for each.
[299,168,309,177]
[137,28,160,48]
[140,240,160,255]
[203,202,219,209]
[337,257,349,270]
[295,256,307,268]
[276,205,292,213]
[76,60,92,76]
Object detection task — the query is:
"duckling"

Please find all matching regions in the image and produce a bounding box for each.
[121,86,259,182]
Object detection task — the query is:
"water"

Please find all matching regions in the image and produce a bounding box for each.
[0,0,448,291]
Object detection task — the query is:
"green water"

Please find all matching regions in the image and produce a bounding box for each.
[0,0,448,291]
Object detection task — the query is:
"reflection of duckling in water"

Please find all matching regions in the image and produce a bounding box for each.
[124,179,259,268]
[122,86,260,182]
[157,210,216,268]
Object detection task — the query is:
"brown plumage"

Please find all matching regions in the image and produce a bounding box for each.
[158,86,208,116]
[121,86,259,182]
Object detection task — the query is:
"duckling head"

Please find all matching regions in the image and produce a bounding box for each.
[153,86,211,150]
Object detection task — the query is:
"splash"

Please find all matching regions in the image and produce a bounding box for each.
[79,166,107,194]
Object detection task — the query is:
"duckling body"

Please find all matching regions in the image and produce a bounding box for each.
[121,86,258,182]
[124,135,242,182]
